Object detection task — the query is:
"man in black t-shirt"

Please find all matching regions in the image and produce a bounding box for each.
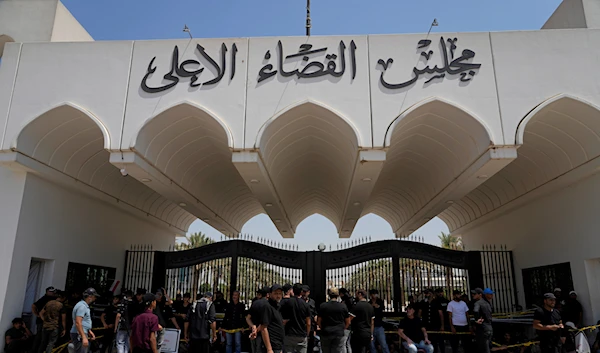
[431,288,449,353]
[350,289,374,353]
[31,287,57,353]
[5,318,32,353]
[301,285,317,353]
[247,287,269,353]
[280,284,310,353]
[257,285,285,353]
[533,293,565,353]
[369,289,390,353]
[562,291,583,327]
[318,288,350,353]
[397,304,433,353]
[223,291,246,353]
[339,288,355,353]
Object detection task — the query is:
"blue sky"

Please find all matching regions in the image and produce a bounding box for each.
[60,0,562,248]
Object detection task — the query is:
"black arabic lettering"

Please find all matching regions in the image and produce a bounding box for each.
[257,40,357,83]
[141,43,236,93]
[377,37,481,89]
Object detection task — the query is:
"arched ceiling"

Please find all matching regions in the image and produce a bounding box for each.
[133,103,262,231]
[13,104,196,232]
[365,99,492,233]
[258,101,360,231]
[440,95,600,231]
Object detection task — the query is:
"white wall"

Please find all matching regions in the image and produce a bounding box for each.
[460,171,600,325]
[50,1,93,42]
[0,0,58,43]
[0,172,176,340]
[0,165,27,329]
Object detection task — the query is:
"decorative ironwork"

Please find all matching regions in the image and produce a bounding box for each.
[522,262,573,308]
[123,239,517,312]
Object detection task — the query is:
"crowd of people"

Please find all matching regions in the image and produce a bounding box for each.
[3,283,594,353]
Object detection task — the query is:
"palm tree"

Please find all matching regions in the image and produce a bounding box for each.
[438,232,463,250]
[176,232,214,250]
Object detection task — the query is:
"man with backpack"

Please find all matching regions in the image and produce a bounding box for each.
[185,292,217,353]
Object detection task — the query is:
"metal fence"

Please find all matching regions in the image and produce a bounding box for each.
[123,245,154,292]
[481,245,518,313]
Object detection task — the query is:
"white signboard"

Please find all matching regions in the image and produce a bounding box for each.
[160,329,181,353]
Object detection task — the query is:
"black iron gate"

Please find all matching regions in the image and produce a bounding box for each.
[124,239,518,313]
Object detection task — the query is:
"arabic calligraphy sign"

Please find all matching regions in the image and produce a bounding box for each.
[377,37,481,89]
[140,36,481,94]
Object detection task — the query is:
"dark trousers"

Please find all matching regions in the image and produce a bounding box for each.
[425,328,445,353]
[102,331,115,353]
[132,348,153,353]
[189,339,211,353]
[350,334,371,353]
[32,322,44,353]
[475,326,492,353]
[40,328,60,353]
[539,344,561,353]
[450,326,470,353]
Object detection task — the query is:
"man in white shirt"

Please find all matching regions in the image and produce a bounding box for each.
[447,290,471,353]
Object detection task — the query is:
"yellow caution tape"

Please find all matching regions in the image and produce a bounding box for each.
[220,328,247,334]
[492,341,539,349]
[384,330,472,335]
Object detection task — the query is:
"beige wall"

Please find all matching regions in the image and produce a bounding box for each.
[0,172,176,340]
[460,172,600,325]
[51,1,93,42]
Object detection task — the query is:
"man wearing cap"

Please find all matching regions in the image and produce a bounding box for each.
[417,289,435,332]
[256,285,285,353]
[430,288,449,353]
[130,293,160,353]
[447,290,470,353]
[397,304,433,353]
[473,288,493,353]
[185,292,217,353]
[369,289,389,353]
[318,287,350,353]
[31,286,58,353]
[70,288,99,353]
[350,289,375,353]
[533,293,565,353]
[247,287,269,353]
[553,288,564,311]
[280,283,311,353]
[280,284,293,307]
[301,286,317,353]
[39,290,67,353]
[562,291,583,327]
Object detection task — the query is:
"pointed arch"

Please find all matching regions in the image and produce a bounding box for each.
[442,94,600,232]
[254,99,362,149]
[367,97,493,233]
[131,101,234,150]
[383,97,495,148]
[132,100,262,232]
[13,103,193,232]
[12,102,111,151]
[255,99,361,231]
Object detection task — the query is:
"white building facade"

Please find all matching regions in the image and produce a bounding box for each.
[1,0,600,337]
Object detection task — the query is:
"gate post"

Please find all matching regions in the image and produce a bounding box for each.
[392,256,402,313]
[466,251,484,290]
[303,251,326,308]
[151,251,167,292]
[229,241,239,300]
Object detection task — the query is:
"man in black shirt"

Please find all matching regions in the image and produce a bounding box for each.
[31,286,57,353]
[339,288,354,353]
[397,304,433,353]
[301,286,317,353]
[417,289,434,328]
[281,284,293,306]
[473,288,494,353]
[223,291,246,353]
[562,291,583,327]
[280,284,310,353]
[350,289,374,353]
[257,285,285,353]
[318,288,350,353]
[100,295,119,353]
[115,290,134,353]
[247,287,269,353]
[5,318,32,353]
[369,289,390,353]
[214,291,228,314]
[431,288,449,353]
[533,293,565,353]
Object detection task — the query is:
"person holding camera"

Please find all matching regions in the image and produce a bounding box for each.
[185,292,217,353]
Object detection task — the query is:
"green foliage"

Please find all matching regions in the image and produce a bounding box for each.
[438,232,463,250]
